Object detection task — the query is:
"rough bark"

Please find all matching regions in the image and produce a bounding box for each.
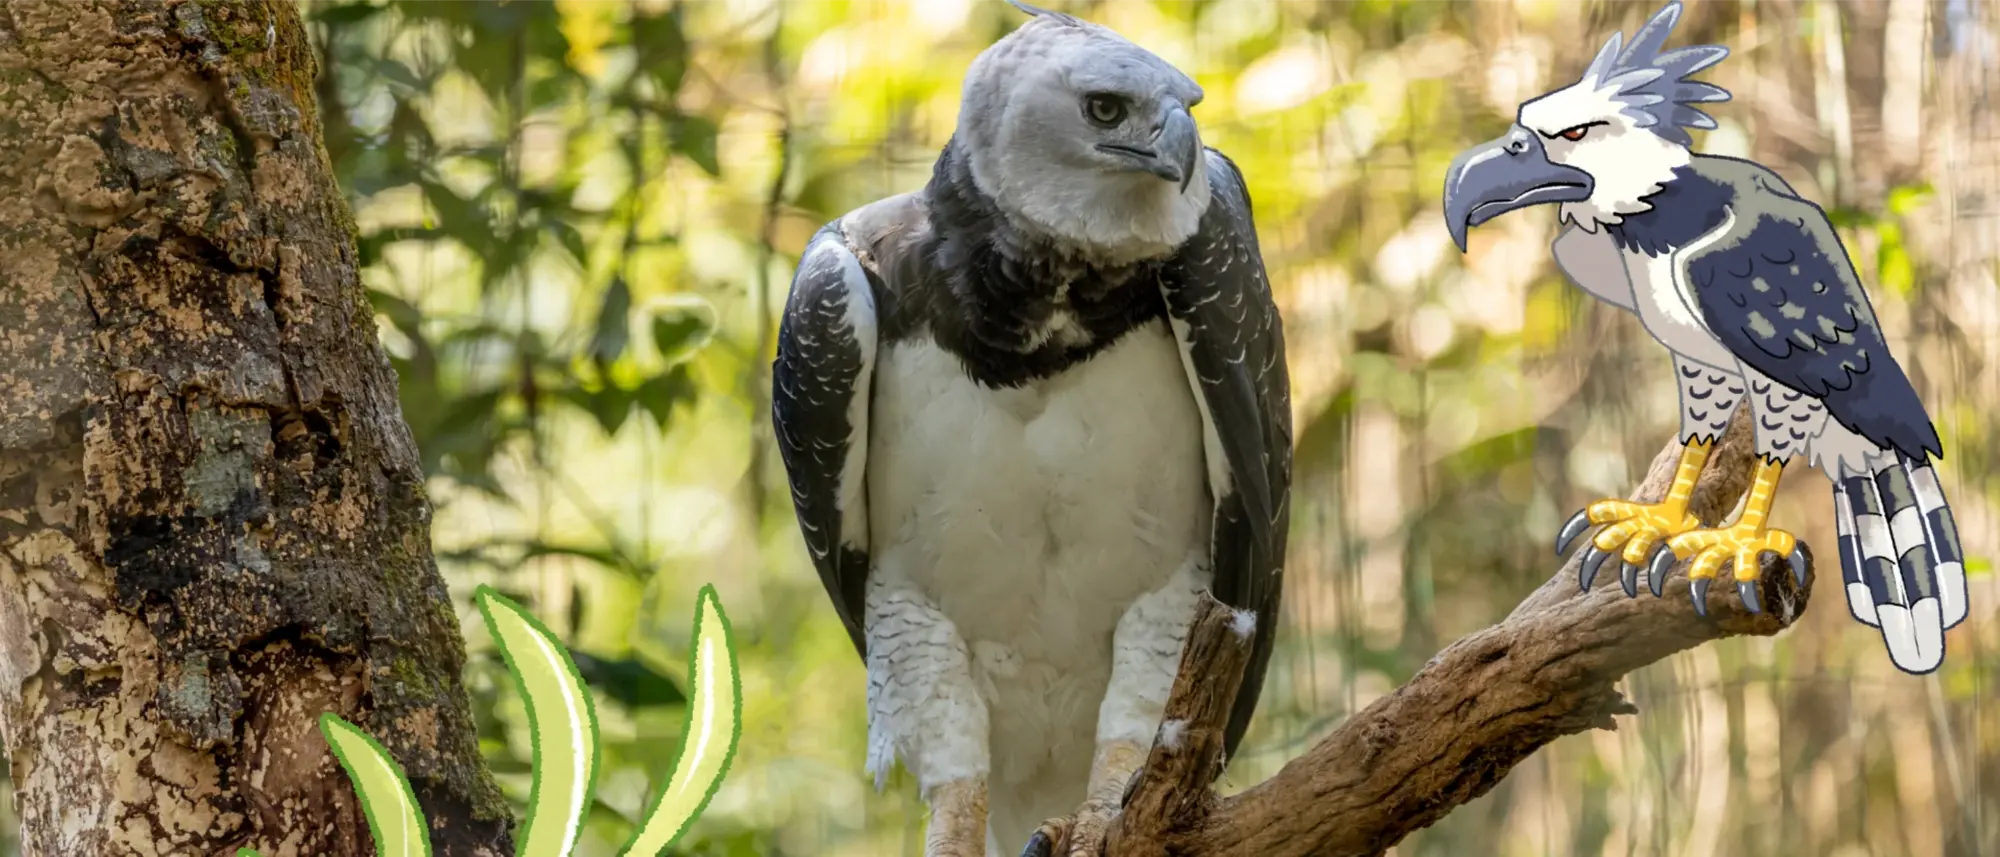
[0,2,512,855]
[1097,413,1814,857]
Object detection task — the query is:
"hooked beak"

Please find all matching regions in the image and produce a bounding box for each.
[1096,104,1202,193]
[1443,125,1594,251]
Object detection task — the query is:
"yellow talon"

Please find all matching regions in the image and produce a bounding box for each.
[1560,439,1715,598]
[1665,455,1803,615]
[1622,532,1660,565]
[1587,499,1638,524]
[1687,545,1730,580]
[1593,520,1640,551]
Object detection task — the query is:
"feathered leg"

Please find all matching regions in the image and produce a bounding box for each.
[864,574,992,857]
[1664,373,1812,616]
[1022,558,1204,857]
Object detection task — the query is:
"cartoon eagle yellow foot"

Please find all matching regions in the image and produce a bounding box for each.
[1663,456,1807,616]
[1558,438,1712,598]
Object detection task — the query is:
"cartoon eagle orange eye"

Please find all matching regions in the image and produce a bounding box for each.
[1559,124,1591,142]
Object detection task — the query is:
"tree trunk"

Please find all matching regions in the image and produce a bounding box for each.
[0,2,512,855]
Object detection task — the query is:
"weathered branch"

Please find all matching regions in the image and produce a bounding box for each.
[1108,595,1254,856]
[1105,412,1812,857]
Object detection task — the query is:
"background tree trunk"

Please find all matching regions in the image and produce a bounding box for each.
[0,2,512,855]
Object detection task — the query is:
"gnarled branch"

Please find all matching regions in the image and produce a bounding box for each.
[1103,412,1812,857]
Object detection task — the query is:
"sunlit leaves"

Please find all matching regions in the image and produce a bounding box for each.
[571,651,688,709]
[650,295,715,364]
[671,114,721,177]
[590,278,633,370]
[313,2,386,26]
[633,8,689,102]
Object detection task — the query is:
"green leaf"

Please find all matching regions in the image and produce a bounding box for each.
[367,289,425,341]
[673,115,721,176]
[418,179,487,251]
[518,540,644,578]
[548,221,589,268]
[637,367,693,429]
[650,298,715,364]
[1886,182,1935,217]
[559,383,635,436]
[571,651,686,708]
[314,2,385,25]
[373,58,423,92]
[618,586,742,856]
[590,278,633,369]
[1437,426,1542,481]
[321,715,432,857]
[477,587,601,857]
[633,10,689,98]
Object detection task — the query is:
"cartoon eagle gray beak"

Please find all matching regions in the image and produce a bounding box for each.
[1443,125,1595,252]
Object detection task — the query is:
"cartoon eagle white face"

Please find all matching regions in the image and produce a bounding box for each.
[1443,2,1730,247]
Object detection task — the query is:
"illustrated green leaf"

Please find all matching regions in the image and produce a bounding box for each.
[618,585,741,856]
[477,587,600,857]
[322,714,431,857]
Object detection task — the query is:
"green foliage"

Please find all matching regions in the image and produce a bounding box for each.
[306,1,745,851]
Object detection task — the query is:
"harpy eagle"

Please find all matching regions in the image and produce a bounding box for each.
[770,3,1291,855]
[1443,2,1965,674]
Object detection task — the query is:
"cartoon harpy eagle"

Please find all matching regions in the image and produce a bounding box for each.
[1443,2,1965,674]
[771,3,1290,855]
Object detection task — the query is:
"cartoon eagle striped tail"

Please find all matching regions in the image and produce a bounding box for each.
[1833,453,1968,674]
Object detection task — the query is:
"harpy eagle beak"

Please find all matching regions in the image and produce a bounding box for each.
[1443,125,1595,252]
[1097,101,1202,193]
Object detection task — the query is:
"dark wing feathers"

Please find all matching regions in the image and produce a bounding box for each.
[1685,175,1941,460]
[1161,149,1293,761]
[772,225,877,655]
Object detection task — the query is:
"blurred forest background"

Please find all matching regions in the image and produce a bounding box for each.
[5,0,1997,855]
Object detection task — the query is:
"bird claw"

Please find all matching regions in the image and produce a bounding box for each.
[1556,508,1592,556]
[1646,544,1674,598]
[1027,797,1116,857]
[1022,830,1056,857]
[1666,524,1805,616]
[1690,576,1711,617]
[1620,561,1641,598]
[1579,545,1611,591]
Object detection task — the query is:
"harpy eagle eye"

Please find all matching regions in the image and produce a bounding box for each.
[1082,93,1127,127]
[1556,122,1604,142]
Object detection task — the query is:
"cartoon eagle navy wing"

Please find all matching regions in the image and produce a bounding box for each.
[1682,161,1962,670]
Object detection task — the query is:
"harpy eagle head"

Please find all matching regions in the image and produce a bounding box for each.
[1442,2,1731,250]
[955,0,1212,260]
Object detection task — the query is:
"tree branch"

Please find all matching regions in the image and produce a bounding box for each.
[1105,412,1813,857]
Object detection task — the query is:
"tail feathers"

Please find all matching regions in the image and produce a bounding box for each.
[1903,456,1969,629]
[1834,454,1966,675]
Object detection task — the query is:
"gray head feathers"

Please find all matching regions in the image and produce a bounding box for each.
[1004,0,1081,25]
[1582,2,1732,146]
